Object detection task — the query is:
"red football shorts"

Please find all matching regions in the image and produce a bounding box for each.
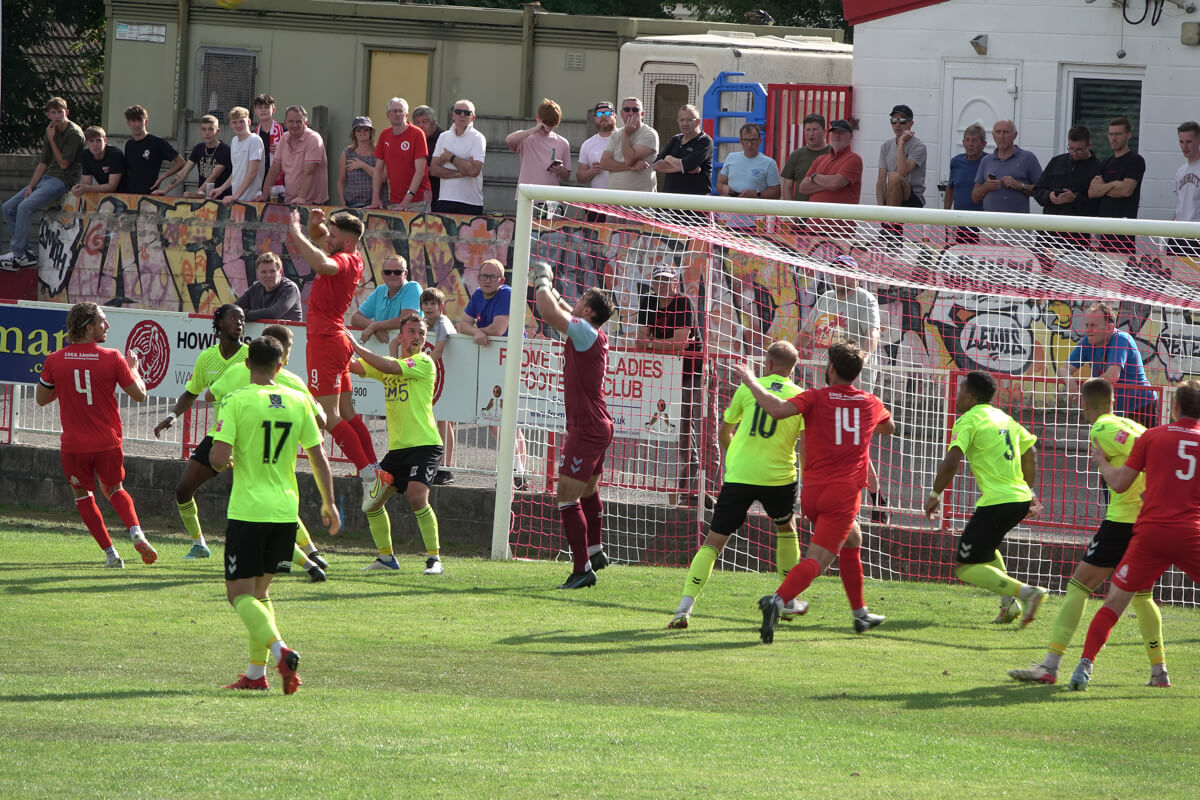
[801,481,862,553]
[1111,523,1200,592]
[61,446,125,492]
[306,334,353,397]
[558,429,613,481]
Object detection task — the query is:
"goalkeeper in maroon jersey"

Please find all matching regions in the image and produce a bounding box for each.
[530,261,617,589]
[36,302,157,567]
[1067,379,1200,691]
[735,342,895,643]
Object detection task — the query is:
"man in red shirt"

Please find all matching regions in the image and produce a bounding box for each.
[286,208,387,511]
[36,302,157,567]
[1068,379,1200,690]
[734,342,894,643]
[531,262,617,589]
[370,97,431,212]
[798,120,863,205]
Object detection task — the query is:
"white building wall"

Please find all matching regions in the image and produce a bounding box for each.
[851,0,1200,218]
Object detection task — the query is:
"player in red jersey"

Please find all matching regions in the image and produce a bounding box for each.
[286,208,388,511]
[531,261,618,589]
[735,342,895,643]
[36,302,157,567]
[1067,379,1200,690]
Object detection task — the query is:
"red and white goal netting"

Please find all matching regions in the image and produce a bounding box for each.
[495,186,1200,605]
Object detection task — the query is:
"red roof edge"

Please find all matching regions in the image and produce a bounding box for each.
[842,0,952,25]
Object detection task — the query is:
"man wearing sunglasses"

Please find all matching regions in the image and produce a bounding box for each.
[876,104,927,210]
[600,96,659,192]
[578,101,616,189]
[430,99,487,216]
[351,254,423,345]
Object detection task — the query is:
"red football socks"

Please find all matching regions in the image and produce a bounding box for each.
[76,495,112,550]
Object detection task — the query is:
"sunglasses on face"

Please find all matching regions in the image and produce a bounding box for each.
[890,117,910,124]
[623,107,640,113]
[381,269,405,276]
[595,110,614,117]
[453,109,473,116]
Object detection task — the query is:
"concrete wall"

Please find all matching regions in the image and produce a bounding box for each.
[851,0,1200,219]
[102,0,843,214]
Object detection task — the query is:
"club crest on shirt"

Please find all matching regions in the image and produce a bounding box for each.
[268,394,284,408]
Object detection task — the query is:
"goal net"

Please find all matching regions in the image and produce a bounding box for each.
[495,185,1200,606]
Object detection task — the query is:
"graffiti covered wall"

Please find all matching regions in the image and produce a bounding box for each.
[33,194,1200,390]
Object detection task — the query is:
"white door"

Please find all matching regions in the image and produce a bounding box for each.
[940,60,1019,180]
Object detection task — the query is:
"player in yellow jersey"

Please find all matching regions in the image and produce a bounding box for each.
[925,370,1049,626]
[1008,378,1168,686]
[346,314,446,575]
[154,304,248,559]
[668,341,808,628]
[209,336,338,693]
[208,324,331,583]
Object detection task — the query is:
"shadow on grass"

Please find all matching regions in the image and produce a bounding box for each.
[496,627,761,656]
[0,688,194,703]
[810,681,1161,709]
[0,572,205,595]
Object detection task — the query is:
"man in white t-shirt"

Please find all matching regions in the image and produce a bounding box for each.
[600,96,658,192]
[798,256,881,368]
[577,100,615,189]
[212,106,265,204]
[1168,120,1200,257]
[430,98,487,215]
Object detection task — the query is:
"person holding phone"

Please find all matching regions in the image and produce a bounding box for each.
[971,119,1041,213]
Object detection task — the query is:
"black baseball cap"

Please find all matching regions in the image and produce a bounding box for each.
[829,119,854,133]
[890,104,914,121]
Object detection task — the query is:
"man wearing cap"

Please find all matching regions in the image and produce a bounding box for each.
[781,113,831,202]
[798,120,863,205]
[653,104,713,195]
[876,104,927,209]
[430,99,486,216]
[578,101,616,190]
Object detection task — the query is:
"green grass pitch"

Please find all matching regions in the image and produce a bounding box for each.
[3,512,1200,799]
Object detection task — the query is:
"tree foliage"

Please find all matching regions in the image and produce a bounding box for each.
[432,0,674,16]
[0,0,106,151]
[684,1,851,41]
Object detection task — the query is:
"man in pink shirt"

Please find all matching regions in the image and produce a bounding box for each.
[505,98,571,197]
[257,105,328,205]
[370,97,431,212]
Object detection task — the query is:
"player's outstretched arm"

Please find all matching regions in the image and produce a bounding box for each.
[346,332,403,375]
[734,363,798,419]
[155,390,199,437]
[306,444,340,536]
[925,446,964,517]
[287,209,339,276]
